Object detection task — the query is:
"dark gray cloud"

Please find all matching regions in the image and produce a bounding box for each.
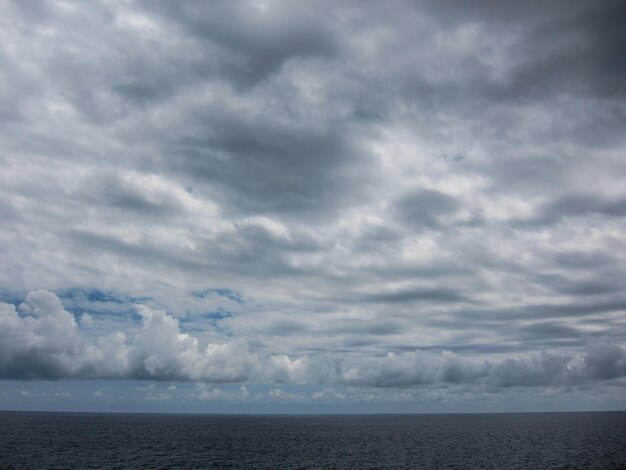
[535,193,626,226]
[0,0,625,409]
[417,0,626,99]
[394,189,460,230]
[150,1,339,89]
[168,113,372,216]
[359,287,469,304]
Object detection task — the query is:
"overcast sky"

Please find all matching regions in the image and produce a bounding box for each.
[1,0,625,413]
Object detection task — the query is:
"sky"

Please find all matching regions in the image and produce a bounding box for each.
[1,0,625,414]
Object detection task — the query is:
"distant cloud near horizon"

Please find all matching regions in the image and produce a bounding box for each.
[0,0,625,412]
[2,290,625,390]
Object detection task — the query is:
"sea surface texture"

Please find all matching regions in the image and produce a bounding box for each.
[1,411,625,469]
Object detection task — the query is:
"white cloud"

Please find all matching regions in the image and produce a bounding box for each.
[1,291,625,394]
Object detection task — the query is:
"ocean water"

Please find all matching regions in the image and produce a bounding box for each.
[0,411,625,469]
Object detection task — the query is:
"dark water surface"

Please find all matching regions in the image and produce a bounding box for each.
[1,411,625,469]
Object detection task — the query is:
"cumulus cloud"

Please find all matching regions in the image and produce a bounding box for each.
[1,291,625,393]
[0,290,259,382]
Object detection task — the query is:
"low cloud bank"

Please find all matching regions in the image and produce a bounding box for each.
[1,291,625,389]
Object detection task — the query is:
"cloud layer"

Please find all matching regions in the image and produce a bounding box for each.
[0,0,625,409]
[2,291,625,393]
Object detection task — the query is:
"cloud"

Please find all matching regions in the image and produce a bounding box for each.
[0,290,88,380]
[0,1,625,408]
[0,290,258,382]
[358,287,469,304]
[393,189,461,230]
[149,0,340,89]
[1,291,625,392]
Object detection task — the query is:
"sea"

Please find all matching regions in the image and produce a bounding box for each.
[1,411,625,469]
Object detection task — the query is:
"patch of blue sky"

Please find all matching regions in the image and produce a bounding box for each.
[192,288,244,304]
[0,288,27,308]
[0,288,141,322]
[56,288,146,322]
[180,310,234,336]
[201,310,234,320]
[59,287,151,304]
